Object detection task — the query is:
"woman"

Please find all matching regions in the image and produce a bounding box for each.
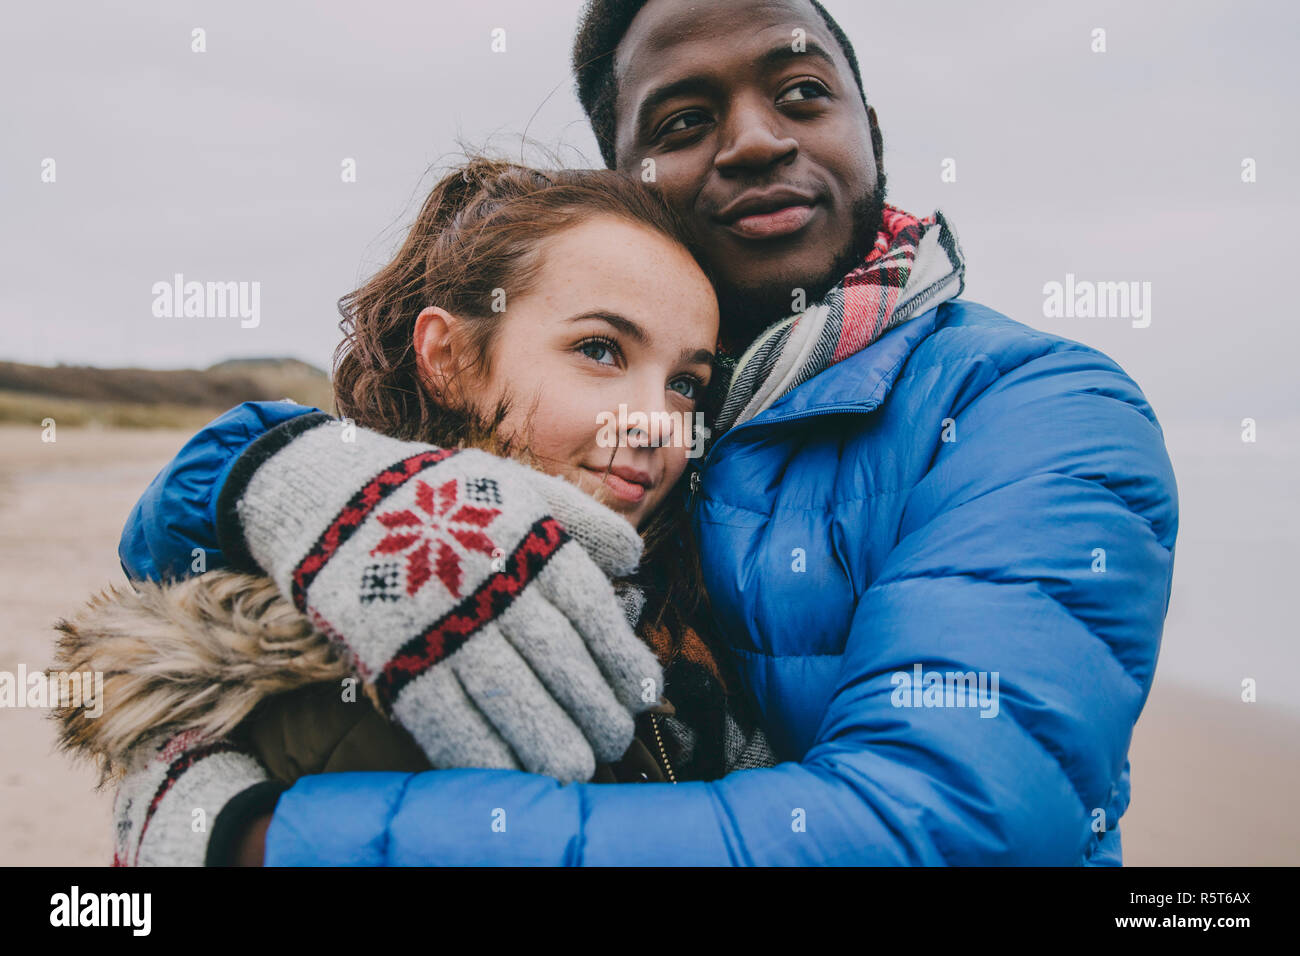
[52,156,776,866]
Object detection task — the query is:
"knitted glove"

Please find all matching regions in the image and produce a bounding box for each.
[216,413,664,784]
[112,730,275,867]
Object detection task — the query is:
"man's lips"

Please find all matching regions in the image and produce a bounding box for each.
[724,204,816,240]
[715,186,820,241]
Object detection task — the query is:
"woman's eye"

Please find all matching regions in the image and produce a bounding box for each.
[777,79,830,104]
[577,339,618,365]
[668,378,699,401]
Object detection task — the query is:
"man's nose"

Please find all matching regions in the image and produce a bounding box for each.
[714,97,798,172]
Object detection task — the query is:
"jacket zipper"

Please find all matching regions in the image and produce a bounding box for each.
[649,713,677,784]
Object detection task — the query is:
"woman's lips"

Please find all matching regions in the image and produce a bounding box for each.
[582,467,646,504]
[724,204,815,240]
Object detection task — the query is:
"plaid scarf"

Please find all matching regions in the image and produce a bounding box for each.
[641,619,776,779]
[712,205,966,435]
[627,563,777,779]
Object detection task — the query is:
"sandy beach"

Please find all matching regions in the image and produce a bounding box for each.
[1,425,1295,866]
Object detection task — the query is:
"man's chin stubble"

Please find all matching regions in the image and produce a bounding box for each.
[714,183,887,353]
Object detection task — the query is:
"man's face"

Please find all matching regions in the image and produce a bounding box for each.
[612,0,884,338]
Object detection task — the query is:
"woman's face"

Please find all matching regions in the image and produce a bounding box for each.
[416,214,720,528]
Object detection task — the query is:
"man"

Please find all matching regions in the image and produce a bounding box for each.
[110,0,1177,865]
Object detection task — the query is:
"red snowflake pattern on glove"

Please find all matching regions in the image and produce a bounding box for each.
[370,477,501,598]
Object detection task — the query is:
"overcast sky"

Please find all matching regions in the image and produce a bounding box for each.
[3,1,1298,704]
[3,0,1295,415]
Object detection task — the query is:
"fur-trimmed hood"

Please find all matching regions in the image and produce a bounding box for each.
[50,570,350,786]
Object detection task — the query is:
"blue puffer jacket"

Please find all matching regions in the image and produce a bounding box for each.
[119,299,1178,865]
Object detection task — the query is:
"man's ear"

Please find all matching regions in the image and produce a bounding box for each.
[867,105,885,180]
[413,306,460,397]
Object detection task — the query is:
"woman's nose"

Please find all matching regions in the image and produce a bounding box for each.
[632,412,675,448]
[624,387,677,449]
[625,415,673,449]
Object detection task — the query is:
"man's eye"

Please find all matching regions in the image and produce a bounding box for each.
[658,110,709,137]
[776,79,830,104]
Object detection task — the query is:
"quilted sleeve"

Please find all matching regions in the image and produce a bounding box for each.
[808,342,1178,862]
[119,401,319,583]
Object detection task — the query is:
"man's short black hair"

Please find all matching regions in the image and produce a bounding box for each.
[572,0,869,170]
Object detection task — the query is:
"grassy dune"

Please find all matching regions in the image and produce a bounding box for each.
[0,390,230,430]
[0,358,333,429]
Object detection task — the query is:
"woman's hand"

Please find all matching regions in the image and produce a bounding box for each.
[217,413,665,783]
